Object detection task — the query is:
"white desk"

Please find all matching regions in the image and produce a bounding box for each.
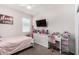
[55,36,62,54]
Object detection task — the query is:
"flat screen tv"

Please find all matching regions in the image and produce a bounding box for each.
[36,19,47,27]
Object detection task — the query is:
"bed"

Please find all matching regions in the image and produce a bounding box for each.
[0,36,34,55]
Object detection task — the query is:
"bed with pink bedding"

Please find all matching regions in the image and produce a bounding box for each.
[0,36,34,55]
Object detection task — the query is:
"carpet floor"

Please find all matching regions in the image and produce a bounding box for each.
[13,43,69,55]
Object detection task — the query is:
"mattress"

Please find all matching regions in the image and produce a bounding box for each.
[0,36,33,55]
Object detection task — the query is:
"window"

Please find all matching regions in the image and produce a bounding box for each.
[22,17,31,32]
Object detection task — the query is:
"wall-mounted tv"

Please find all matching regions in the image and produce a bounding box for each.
[36,19,47,27]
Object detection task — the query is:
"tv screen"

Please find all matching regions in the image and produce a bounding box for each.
[36,19,47,27]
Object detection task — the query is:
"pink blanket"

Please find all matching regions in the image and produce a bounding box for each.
[0,36,33,54]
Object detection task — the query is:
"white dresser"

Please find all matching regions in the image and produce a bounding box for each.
[34,33,49,48]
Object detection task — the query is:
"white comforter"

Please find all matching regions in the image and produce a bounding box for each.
[0,36,33,55]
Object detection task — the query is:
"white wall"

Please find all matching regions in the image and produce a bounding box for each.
[0,6,32,38]
[48,5,75,34]
[33,5,75,34]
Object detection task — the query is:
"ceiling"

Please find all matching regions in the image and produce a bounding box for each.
[0,4,74,18]
[0,4,62,15]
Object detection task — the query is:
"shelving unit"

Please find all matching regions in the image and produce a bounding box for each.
[61,36,69,53]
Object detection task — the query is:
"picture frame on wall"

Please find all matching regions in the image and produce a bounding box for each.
[0,14,13,25]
